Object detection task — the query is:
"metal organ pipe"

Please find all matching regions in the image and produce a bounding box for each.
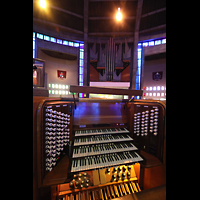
[105,38,116,81]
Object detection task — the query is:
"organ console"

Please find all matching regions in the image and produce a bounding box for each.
[33,86,166,200]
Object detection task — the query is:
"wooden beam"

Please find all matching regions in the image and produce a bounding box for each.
[69,85,143,96]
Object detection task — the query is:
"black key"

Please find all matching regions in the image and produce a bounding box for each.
[94,157,97,164]
[91,157,93,165]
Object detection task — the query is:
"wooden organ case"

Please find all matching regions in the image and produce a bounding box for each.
[33,87,166,200]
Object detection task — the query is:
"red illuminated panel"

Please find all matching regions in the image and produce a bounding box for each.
[57,70,66,79]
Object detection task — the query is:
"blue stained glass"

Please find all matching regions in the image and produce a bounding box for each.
[138,51,141,59]
[79,59,84,67]
[143,42,148,47]
[162,38,166,44]
[79,82,83,86]
[80,52,84,59]
[137,59,141,67]
[37,33,43,39]
[51,37,56,43]
[155,40,161,45]
[149,41,154,46]
[44,35,50,41]
[57,39,62,44]
[80,43,84,48]
[79,74,83,82]
[136,76,140,84]
[136,68,141,76]
[74,42,79,47]
[79,67,83,75]
[63,40,69,45]
[69,41,73,46]
[135,84,140,90]
[33,32,35,38]
[79,93,83,98]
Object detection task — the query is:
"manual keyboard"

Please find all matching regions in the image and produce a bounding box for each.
[71,127,143,173]
[71,151,143,172]
[75,128,129,136]
[72,142,138,158]
[73,134,133,146]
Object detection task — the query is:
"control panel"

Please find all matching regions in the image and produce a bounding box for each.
[130,101,165,161]
[133,106,159,137]
[42,101,73,173]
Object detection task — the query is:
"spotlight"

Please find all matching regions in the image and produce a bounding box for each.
[39,0,46,8]
[116,7,122,21]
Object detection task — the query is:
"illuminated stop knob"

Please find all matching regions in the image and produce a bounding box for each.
[69,182,74,188]
[112,174,117,178]
[75,181,80,186]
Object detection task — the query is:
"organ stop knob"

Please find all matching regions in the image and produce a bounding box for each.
[75,181,80,186]
[117,173,122,178]
[112,174,117,178]
[83,172,88,176]
[69,182,74,188]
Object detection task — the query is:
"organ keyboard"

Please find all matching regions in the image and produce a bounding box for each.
[74,134,133,146]
[75,127,129,136]
[71,151,143,172]
[72,142,137,157]
[71,125,143,173]
[33,93,166,200]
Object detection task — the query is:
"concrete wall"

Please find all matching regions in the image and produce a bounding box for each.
[38,48,78,97]
[142,57,166,100]
[143,43,166,56]
[143,57,166,87]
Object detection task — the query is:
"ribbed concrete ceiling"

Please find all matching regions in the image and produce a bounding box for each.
[33,0,166,38]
